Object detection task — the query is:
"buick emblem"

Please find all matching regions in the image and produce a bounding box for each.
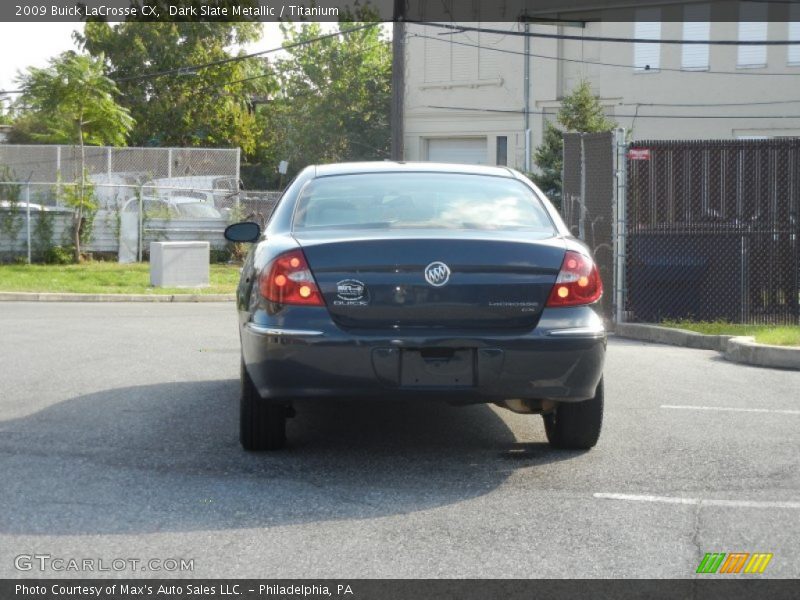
[424,261,451,287]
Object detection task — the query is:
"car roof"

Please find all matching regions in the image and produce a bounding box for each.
[313,161,517,178]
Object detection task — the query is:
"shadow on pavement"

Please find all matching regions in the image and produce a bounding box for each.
[0,380,578,536]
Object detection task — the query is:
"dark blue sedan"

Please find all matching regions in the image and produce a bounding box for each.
[225,162,605,451]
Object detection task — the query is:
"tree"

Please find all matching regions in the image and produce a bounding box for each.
[259,18,391,181]
[77,20,272,154]
[17,51,134,262]
[0,100,11,125]
[530,80,616,208]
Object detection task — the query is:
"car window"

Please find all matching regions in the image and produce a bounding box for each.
[170,190,208,201]
[177,203,221,218]
[213,179,236,191]
[292,173,555,232]
[143,201,179,218]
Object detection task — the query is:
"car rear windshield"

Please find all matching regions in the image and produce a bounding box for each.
[177,203,221,218]
[292,173,555,233]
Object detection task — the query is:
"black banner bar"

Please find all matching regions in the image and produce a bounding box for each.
[3,579,800,600]
[3,0,800,23]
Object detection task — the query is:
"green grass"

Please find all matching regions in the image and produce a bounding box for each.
[662,319,800,347]
[0,262,240,295]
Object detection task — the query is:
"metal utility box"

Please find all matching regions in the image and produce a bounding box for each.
[150,241,210,288]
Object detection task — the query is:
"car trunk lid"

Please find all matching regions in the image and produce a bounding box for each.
[294,229,566,331]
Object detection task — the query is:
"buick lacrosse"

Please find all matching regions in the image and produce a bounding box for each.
[225,162,605,451]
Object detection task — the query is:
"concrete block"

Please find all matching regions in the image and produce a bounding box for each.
[150,241,210,288]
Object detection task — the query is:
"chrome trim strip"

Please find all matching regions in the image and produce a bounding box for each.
[547,327,606,338]
[245,323,324,337]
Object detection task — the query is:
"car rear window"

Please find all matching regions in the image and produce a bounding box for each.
[177,203,221,218]
[292,173,555,232]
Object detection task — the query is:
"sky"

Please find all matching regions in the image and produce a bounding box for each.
[0,22,312,104]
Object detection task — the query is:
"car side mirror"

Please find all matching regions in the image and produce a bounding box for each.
[224,221,261,243]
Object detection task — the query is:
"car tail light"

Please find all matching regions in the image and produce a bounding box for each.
[260,249,324,306]
[546,250,603,307]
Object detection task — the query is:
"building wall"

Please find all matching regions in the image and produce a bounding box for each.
[403,13,800,169]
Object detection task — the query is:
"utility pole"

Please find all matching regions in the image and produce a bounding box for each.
[390,0,406,161]
[523,21,531,172]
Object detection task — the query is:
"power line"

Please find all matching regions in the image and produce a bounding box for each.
[633,99,800,107]
[415,21,800,45]
[425,105,800,118]
[410,32,800,77]
[0,23,383,95]
[197,40,390,99]
[116,23,379,83]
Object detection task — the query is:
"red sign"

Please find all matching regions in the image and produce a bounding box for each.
[628,148,651,160]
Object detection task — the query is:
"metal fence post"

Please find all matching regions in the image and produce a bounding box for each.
[55,146,62,206]
[25,182,31,265]
[137,183,143,263]
[578,134,586,240]
[613,128,628,325]
[235,147,242,212]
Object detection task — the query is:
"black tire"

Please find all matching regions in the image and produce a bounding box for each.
[543,377,603,450]
[240,361,287,451]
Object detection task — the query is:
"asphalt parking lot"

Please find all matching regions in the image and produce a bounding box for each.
[0,302,798,578]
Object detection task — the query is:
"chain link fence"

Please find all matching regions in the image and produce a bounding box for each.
[562,131,616,321]
[0,145,281,262]
[625,139,800,325]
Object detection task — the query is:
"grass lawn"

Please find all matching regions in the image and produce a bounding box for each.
[662,319,800,347]
[0,262,240,295]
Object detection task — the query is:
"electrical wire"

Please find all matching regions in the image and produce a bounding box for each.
[198,39,390,99]
[424,105,800,118]
[0,23,383,95]
[413,21,800,45]
[115,22,380,82]
[409,31,800,77]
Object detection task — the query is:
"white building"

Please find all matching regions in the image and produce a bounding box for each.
[402,3,800,169]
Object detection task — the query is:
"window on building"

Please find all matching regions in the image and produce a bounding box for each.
[682,5,711,70]
[634,9,662,71]
[496,136,508,166]
[789,6,800,65]
[738,3,768,68]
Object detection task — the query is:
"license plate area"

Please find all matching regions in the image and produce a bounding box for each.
[400,348,475,387]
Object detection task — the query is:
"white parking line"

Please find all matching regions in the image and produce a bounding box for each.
[594,493,800,510]
[661,404,800,415]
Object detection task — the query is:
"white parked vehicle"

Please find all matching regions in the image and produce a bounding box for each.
[89,172,148,209]
[141,176,241,210]
[0,200,62,212]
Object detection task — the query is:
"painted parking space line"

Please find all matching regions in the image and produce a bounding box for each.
[661,404,800,415]
[594,493,800,510]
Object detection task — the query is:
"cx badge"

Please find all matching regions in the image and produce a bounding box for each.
[424,261,451,287]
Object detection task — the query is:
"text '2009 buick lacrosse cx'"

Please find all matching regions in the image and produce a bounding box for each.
[225,162,606,451]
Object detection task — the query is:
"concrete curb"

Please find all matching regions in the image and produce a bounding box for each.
[724,336,800,370]
[614,323,732,352]
[0,292,235,303]
[615,323,800,371]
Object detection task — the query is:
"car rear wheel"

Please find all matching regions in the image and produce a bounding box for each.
[543,377,603,450]
[240,361,287,451]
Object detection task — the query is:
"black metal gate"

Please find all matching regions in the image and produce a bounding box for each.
[625,139,800,325]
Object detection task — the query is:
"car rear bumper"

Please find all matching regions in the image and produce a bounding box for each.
[241,306,605,404]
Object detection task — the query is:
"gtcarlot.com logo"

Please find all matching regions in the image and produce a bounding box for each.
[696,552,773,574]
[14,554,194,573]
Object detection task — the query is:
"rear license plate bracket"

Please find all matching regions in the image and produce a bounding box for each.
[400,348,475,387]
